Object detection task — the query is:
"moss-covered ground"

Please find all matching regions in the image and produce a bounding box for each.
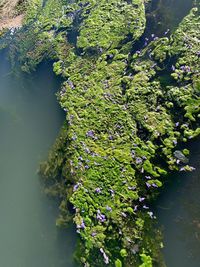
[1,0,200,266]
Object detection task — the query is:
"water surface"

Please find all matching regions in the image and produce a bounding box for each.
[155,140,200,267]
[0,50,76,267]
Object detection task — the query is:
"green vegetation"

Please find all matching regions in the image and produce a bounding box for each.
[1,0,199,266]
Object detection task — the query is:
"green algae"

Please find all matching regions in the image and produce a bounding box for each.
[3,1,200,266]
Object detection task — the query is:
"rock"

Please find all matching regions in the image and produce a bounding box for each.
[174,150,189,163]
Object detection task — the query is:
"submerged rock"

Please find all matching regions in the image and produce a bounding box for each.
[174,150,189,163]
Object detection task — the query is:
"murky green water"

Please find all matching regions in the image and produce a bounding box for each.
[155,139,200,267]
[0,50,76,267]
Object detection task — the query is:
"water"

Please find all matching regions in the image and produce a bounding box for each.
[0,50,77,267]
[145,0,194,36]
[155,140,200,267]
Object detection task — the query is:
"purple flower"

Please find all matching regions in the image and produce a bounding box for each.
[189,166,196,171]
[106,206,112,212]
[131,150,135,158]
[81,221,85,229]
[109,135,114,140]
[91,232,97,237]
[171,65,176,71]
[180,65,191,73]
[69,81,75,89]
[95,187,102,193]
[100,248,104,253]
[173,140,177,145]
[147,211,154,218]
[128,186,136,191]
[121,212,127,218]
[109,189,115,197]
[73,183,81,192]
[146,182,151,188]
[152,183,158,188]
[122,167,126,172]
[77,220,85,229]
[91,152,99,157]
[139,197,145,202]
[100,248,109,265]
[71,135,77,141]
[175,122,179,127]
[136,157,143,164]
[97,210,106,223]
[103,254,109,264]
[84,147,90,154]
[86,130,97,139]
[164,29,170,35]
[145,176,151,180]
[151,63,157,69]
[134,205,138,212]
[143,205,149,209]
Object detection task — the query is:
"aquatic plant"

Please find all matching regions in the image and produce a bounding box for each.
[2,1,200,266]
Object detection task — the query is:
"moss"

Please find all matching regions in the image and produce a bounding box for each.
[139,253,152,267]
[115,259,123,267]
[3,2,200,267]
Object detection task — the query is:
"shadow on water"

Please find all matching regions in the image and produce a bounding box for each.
[145,0,194,36]
[0,49,77,267]
[154,138,200,267]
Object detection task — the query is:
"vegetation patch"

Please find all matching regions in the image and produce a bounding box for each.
[1,1,199,266]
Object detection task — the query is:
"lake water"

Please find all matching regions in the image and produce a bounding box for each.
[0,50,77,267]
[155,139,200,267]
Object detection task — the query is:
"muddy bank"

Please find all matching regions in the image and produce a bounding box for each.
[0,14,23,30]
[0,0,25,30]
